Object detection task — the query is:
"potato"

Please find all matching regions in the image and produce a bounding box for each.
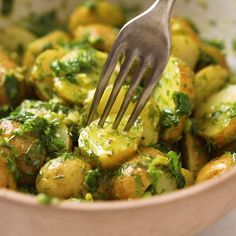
[172,34,200,70]
[23,31,70,67]
[0,25,36,51]
[182,130,209,178]
[171,18,200,43]
[29,49,66,100]
[0,67,27,106]
[36,153,91,199]
[0,145,17,190]
[194,65,229,107]
[153,56,195,143]
[73,24,117,52]
[78,115,143,169]
[96,85,160,146]
[195,85,236,147]
[0,119,46,184]
[196,153,235,183]
[196,43,228,71]
[68,0,125,32]
[110,147,193,200]
[0,49,16,69]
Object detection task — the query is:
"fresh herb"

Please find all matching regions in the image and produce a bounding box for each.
[166,151,185,189]
[203,38,225,52]
[196,48,217,71]
[83,0,97,11]
[160,109,179,128]
[173,92,193,116]
[84,169,101,192]
[37,193,60,205]
[1,0,14,16]
[20,11,65,37]
[4,73,20,106]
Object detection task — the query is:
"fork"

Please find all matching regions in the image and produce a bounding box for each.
[87,0,176,131]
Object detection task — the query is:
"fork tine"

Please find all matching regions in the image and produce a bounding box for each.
[98,51,137,127]
[124,69,162,131]
[87,46,123,125]
[112,59,148,129]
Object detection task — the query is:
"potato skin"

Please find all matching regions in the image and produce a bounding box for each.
[73,24,117,52]
[36,155,91,199]
[0,146,17,190]
[196,153,235,183]
[0,119,46,184]
[0,49,16,69]
[68,1,125,32]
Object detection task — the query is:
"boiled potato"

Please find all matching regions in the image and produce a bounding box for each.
[73,24,117,52]
[110,147,194,200]
[95,85,160,146]
[78,115,143,169]
[194,65,229,107]
[172,34,200,70]
[0,67,27,106]
[0,48,16,69]
[0,25,36,51]
[36,153,91,199]
[0,119,46,184]
[196,153,235,183]
[182,128,209,178]
[153,56,195,143]
[68,0,125,32]
[23,31,70,67]
[29,49,66,101]
[195,85,236,147]
[0,144,17,190]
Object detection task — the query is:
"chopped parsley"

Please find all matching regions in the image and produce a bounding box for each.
[37,193,60,205]
[160,109,179,128]
[173,92,193,116]
[203,38,225,52]
[196,48,217,71]
[84,169,101,192]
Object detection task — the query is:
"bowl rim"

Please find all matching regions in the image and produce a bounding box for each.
[0,166,236,212]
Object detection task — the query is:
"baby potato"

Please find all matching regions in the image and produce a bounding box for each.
[0,25,36,52]
[73,24,117,52]
[172,34,200,70]
[171,18,200,43]
[110,147,193,200]
[0,67,27,106]
[153,56,195,143]
[23,31,70,67]
[195,84,236,147]
[182,130,209,178]
[79,115,143,169]
[196,153,235,183]
[194,65,229,107]
[29,49,66,101]
[96,85,160,146]
[0,49,16,69]
[36,153,91,199]
[68,0,125,32]
[0,119,46,184]
[0,145,17,190]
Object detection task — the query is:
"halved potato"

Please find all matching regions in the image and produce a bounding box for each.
[78,115,143,169]
[194,65,229,107]
[153,56,195,143]
[172,34,200,70]
[23,31,70,67]
[196,153,235,183]
[195,85,236,147]
[29,49,66,100]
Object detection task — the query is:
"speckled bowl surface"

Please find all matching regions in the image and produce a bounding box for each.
[0,1,236,236]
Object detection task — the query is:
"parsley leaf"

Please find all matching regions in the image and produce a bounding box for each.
[84,169,101,192]
[173,92,193,116]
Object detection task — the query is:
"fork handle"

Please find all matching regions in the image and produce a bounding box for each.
[148,0,176,19]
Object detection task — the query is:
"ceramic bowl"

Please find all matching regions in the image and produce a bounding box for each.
[0,1,236,236]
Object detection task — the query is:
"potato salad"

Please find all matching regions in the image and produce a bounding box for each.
[0,0,235,202]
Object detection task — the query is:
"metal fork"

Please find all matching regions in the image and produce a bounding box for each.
[87,0,176,131]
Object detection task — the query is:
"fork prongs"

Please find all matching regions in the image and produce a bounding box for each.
[124,69,162,131]
[98,51,138,127]
[112,58,149,129]
[87,46,122,125]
